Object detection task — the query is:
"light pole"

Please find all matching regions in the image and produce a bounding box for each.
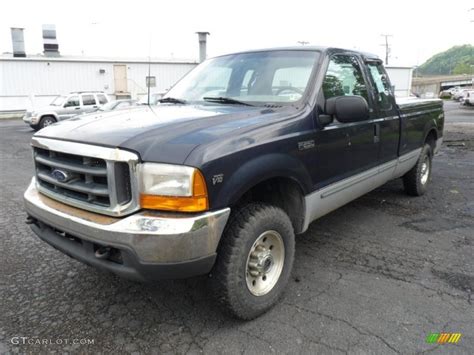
[297,41,309,46]
[380,34,393,65]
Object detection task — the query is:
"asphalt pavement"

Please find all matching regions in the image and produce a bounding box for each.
[0,103,473,354]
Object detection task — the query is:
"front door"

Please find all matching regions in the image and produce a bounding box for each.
[312,53,378,189]
[59,95,81,120]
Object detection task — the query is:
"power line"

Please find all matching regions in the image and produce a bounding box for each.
[380,34,393,65]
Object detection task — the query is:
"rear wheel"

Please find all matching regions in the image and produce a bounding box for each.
[209,203,295,320]
[38,116,56,130]
[403,143,433,196]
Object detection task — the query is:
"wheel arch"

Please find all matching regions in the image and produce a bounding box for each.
[216,153,311,234]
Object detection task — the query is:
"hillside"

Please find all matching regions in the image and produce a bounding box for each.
[418,45,473,76]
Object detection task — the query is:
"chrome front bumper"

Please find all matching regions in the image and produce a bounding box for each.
[24,178,230,280]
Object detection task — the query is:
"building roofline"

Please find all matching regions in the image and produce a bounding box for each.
[0,53,198,65]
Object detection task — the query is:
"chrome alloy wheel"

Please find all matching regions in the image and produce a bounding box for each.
[42,118,54,127]
[245,230,285,296]
[420,156,430,185]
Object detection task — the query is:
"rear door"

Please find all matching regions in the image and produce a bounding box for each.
[365,61,400,163]
[81,94,99,113]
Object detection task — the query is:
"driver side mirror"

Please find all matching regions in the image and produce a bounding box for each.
[325,95,369,123]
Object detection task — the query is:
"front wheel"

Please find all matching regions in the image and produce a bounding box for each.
[209,203,295,320]
[403,143,433,196]
[38,116,56,130]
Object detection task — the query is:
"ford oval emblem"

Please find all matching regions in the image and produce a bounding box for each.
[51,169,70,183]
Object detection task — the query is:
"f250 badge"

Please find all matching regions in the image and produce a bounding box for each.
[212,174,224,185]
[298,140,315,151]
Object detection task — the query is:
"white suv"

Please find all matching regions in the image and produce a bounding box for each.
[23,92,110,131]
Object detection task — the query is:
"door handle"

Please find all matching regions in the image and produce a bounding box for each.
[374,123,380,143]
[74,107,80,110]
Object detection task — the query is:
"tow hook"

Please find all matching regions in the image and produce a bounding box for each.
[95,246,111,260]
[25,215,38,226]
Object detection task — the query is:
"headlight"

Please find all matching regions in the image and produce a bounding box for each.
[139,163,208,212]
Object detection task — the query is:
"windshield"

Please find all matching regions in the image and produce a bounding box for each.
[50,95,67,106]
[164,50,320,105]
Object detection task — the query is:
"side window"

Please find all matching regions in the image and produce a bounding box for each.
[367,63,392,111]
[322,55,369,102]
[64,96,80,107]
[82,94,96,106]
[97,94,108,104]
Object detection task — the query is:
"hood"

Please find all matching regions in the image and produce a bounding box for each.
[30,105,59,114]
[35,104,291,164]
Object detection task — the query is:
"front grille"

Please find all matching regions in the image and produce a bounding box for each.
[32,139,139,216]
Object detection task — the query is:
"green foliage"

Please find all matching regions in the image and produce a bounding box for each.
[452,62,471,75]
[418,45,473,76]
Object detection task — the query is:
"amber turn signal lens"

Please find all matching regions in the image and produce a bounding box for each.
[140,169,209,212]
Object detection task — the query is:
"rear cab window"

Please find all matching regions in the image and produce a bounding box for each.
[367,63,393,111]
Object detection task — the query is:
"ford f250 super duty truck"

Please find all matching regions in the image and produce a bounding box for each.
[24,47,444,319]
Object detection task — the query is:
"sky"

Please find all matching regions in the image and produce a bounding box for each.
[1,0,473,67]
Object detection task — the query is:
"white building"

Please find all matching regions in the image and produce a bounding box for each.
[385,66,413,97]
[0,55,414,112]
[0,54,198,112]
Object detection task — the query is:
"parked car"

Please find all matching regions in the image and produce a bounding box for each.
[460,90,474,106]
[448,86,461,95]
[96,99,139,112]
[24,47,444,320]
[452,88,471,101]
[23,92,110,130]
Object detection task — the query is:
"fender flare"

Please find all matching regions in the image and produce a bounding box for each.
[422,119,438,144]
[38,112,59,122]
[215,153,312,208]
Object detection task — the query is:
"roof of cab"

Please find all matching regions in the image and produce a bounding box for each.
[214,46,381,61]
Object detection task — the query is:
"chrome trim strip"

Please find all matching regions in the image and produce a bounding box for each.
[302,149,421,232]
[24,179,231,263]
[31,137,140,217]
[324,116,399,130]
[400,108,440,118]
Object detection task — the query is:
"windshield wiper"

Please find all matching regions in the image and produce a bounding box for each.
[203,97,253,106]
[158,97,187,104]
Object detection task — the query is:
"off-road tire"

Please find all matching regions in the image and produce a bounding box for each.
[209,203,295,320]
[403,143,433,196]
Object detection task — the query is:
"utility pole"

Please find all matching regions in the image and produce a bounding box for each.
[297,41,309,46]
[380,34,393,65]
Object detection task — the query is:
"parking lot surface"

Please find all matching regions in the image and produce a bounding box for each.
[0,101,473,354]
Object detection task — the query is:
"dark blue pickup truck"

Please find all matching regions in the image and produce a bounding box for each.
[24,47,444,319]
